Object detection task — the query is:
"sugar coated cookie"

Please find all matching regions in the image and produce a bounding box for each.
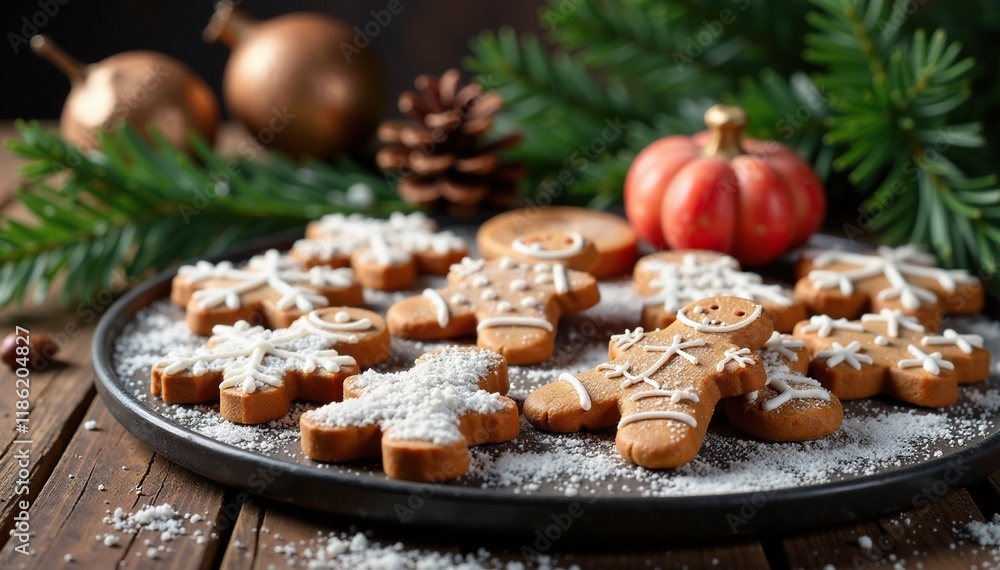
[171,249,363,335]
[795,245,983,329]
[152,307,390,424]
[523,297,771,468]
[793,310,990,408]
[477,206,637,277]
[387,257,599,365]
[291,212,468,290]
[300,347,519,482]
[634,250,806,332]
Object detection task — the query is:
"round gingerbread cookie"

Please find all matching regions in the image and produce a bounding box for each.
[477,207,638,278]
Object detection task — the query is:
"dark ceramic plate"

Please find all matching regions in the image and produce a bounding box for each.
[92,229,1000,538]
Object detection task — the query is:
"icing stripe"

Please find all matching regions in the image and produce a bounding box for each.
[553,264,569,294]
[476,316,554,332]
[422,289,450,328]
[675,304,762,333]
[629,389,700,404]
[511,231,585,260]
[559,373,591,411]
[618,411,697,429]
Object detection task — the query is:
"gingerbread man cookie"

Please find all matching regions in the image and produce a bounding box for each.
[795,245,983,328]
[723,332,843,442]
[171,249,363,335]
[477,206,638,277]
[634,251,807,332]
[793,310,990,408]
[152,307,390,424]
[523,297,771,468]
[300,347,519,482]
[387,257,600,365]
[290,212,467,290]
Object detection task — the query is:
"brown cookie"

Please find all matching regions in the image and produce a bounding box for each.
[793,310,990,408]
[523,296,772,468]
[723,332,843,442]
[300,347,519,482]
[151,307,391,424]
[387,257,600,365]
[171,249,363,335]
[477,206,638,277]
[634,250,807,332]
[291,212,468,290]
[795,245,983,329]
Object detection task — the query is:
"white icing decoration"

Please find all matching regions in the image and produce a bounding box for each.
[874,335,889,346]
[476,317,554,332]
[472,275,491,287]
[422,289,450,328]
[533,263,550,273]
[521,296,540,308]
[758,371,830,412]
[799,315,864,338]
[860,308,925,338]
[716,347,755,372]
[451,293,469,305]
[611,328,645,351]
[511,231,585,260]
[553,264,569,294]
[618,411,697,429]
[497,301,513,312]
[603,335,706,389]
[157,319,357,393]
[675,304,762,333]
[922,329,984,354]
[761,332,804,361]
[641,253,794,313]
[807,245,976,310]
[498,257,517,269]
[897,344,954,375]
[294,212,465,264]
[481,289,499,300]
[180,249,354,312]
[630,389,700,404]
[450,257,486,276]
[534,274,553,285]
[299,310,373,344]
[510,279,529,291]
[559,373,591,411]
[816,341,873,370]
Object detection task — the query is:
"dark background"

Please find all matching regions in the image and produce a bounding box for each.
[1,0,542,120]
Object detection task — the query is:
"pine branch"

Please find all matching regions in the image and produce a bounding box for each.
[0,121,404,306]
[805,0,999,270]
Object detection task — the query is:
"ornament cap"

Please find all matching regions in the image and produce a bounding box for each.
[702,104,747,160]
[31,35,86,83]
[204,2,259,48]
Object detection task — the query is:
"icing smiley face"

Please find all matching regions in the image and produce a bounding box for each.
[511,230,586,260]
[676,301,764,333]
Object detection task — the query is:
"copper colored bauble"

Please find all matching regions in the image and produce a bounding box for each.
[204,3,386,159]
[31,35,219,153]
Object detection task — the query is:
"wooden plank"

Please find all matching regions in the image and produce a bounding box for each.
[0,398,229,569]
[782,489,992,569]
[0,321,96,551]
[219,499,769,569]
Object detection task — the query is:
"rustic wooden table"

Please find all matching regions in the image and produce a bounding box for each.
[1,123,999,570]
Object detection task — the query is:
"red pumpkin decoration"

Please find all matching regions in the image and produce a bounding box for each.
[624,105,825,266]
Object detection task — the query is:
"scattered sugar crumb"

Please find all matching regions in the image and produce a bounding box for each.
[858,535,873,549]
[84,420,98,431]
[966,514,1000,546]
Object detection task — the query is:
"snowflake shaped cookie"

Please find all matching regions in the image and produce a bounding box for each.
[290,212,467,290]
[793,309,989,408]
[524,296,772,469]
[634,251,806,332]
[152,307,390,424]
[795,245,983,327]
[386,256,600,365]
[723,332,843,442]
[300,347,519,482]
[171,249,363,335]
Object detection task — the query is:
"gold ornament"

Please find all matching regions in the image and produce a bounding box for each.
[205,3,386,160]
[31,35,219,153]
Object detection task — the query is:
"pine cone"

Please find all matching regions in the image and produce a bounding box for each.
[376,69,524,217]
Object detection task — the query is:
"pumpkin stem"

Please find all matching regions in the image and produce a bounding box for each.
[702,104,747,160]
[30,35,86,83]
[203,2,259,47]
